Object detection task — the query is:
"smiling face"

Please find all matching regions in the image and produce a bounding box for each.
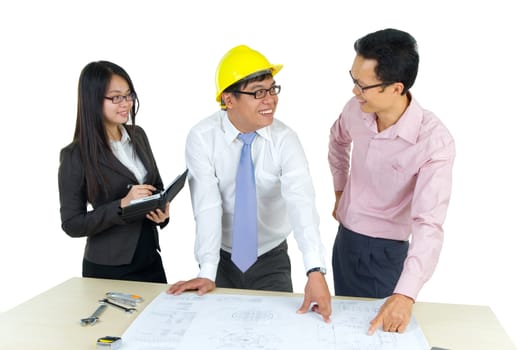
[350,55,397,115]
[103,74,133,136]
[222,76,278,133]
[350,55,410,130]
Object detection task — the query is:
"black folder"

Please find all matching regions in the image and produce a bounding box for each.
[120,169,188,221]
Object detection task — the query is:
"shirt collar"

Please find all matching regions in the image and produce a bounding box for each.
[109,125,131,148]
[389,94,422,144]
[119,125,131,144]
[363,93,422,144]
[220,110,271,143]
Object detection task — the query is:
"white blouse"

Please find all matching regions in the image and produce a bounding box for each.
[109,125,147,184]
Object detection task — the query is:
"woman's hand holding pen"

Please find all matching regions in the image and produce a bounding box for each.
[121,184,170,223]
[120,184,158,208]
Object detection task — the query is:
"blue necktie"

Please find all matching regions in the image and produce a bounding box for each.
[232,132,258,272]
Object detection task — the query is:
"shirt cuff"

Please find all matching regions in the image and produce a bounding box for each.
[393,273,423,301]
[197,262,218,282]
[302,252,326,274]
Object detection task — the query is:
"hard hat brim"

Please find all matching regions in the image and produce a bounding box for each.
[216,63,283,103]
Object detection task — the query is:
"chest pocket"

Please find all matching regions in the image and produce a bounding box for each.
[390,161,417,185]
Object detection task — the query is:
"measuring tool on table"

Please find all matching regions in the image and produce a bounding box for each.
[80,303,108,326]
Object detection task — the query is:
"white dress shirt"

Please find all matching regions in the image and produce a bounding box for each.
[109,125,147,184]
[186,110,327,281]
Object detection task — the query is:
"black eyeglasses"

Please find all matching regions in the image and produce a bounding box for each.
[233,85,281,99]
[349,71,394,93]
[104,92,136,104]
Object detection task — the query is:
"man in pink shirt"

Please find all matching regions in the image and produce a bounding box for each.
[328,28,455,334]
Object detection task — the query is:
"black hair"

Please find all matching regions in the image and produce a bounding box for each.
[354,28,419,94]
[73,61,139,202]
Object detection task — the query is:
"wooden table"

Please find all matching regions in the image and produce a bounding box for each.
[0,277,516,349]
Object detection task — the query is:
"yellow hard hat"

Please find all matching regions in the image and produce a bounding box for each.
[215,45,283,106]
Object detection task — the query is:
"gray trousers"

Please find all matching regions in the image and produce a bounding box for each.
[216,240,293,292]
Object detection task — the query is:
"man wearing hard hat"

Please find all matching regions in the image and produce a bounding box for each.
[168,45,331,322]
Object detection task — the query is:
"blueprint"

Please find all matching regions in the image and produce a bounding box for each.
[121,292,430,350]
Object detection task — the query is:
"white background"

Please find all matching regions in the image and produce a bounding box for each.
[0,1,525,348]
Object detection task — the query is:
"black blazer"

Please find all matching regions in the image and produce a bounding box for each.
[58,125,166,265]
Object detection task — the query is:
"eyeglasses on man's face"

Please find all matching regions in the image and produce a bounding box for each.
[349,71,394,94]
[104,92,136,104]
[233,85,281,99]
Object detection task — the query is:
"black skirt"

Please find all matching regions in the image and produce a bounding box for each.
[82,220,167,283]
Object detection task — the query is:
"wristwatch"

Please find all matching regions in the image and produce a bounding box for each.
[306,267,327,276]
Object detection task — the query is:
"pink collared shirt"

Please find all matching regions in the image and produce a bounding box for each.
[328,95,455,300]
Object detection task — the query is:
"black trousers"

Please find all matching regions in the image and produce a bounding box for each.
[216,240,293,292]
[332,224,408,298]
[83,220,167,283]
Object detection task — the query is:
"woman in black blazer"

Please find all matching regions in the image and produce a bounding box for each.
[58,61,169,283]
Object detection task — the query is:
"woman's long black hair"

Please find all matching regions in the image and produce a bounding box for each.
[73,61,140,202]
